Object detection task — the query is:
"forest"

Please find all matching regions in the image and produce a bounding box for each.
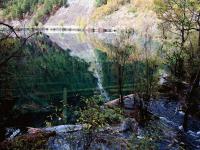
[0,0,200,150]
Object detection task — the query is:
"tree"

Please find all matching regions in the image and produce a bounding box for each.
[108,30,134,106]
[0,22,37,69]
[154,0,200,131]
[154,0,194,79]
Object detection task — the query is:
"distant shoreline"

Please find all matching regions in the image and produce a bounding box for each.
[0,26,120,33]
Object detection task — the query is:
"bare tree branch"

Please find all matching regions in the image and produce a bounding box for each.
[0,22,20,38]
[0,23,38,68]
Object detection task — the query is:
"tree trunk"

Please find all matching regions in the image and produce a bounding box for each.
[118,63,124,106]
[198,26,200,53]
[146,58,150,96]
[183,108,189,131]
[132,62,137,94]
[183,68,200,131]
[197,14,200,53]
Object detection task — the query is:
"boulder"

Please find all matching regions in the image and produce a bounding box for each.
[44,125,83,134]
[120,118,139,133]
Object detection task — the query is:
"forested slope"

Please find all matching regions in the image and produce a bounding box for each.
[0,0,68,26]
[45,0,95,28]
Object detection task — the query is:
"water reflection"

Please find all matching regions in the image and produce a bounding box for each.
[0,31,161,128]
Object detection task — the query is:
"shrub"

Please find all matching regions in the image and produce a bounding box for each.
[92,0,130,20]
[128,6,137,13]
[96,0,107,7]
[128,124,161,150]
[78,96,123,131]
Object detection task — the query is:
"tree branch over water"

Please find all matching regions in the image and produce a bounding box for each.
[0,22,20,39]
[0,22,38,69]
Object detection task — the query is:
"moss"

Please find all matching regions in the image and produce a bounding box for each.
[0,131,56,150]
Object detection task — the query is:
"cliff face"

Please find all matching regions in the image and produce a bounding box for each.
[1,0,159,35]
[44,0,95,28]
[43,0,159,34]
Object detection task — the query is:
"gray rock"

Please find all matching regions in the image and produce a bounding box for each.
[120,118,139,132]
[124,97,135,109]
[44,125,83,134]
[47,131,86,150]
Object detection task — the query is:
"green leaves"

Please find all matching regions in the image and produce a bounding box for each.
[96,0,107,7]
[2,0,68,22]
[78,96,123,131]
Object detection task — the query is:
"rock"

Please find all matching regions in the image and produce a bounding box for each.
[5,128,21,140]
[137,135,144,139]
[123,97,135,109]
[120,118,139,132]
[9,129,21,140]
[47,131,85,150]
[104,94,134,108]
[28,127,43,134]
[178,126,183,130]
[44,125,83,134]
[0,130,56,150]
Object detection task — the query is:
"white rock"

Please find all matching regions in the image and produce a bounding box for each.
[137,136,144,139]
[178,126,183,130]
[45,125,83,133]
[179,111,185,115]
[9,129,20,140]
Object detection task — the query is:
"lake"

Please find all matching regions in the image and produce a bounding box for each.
[0,30,162,126]
[1,30,200,149]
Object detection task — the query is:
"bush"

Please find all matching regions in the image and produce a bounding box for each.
[78,96,123,131]
[92,0,130,20]
[128,124,161,150]
[96,0,107,7]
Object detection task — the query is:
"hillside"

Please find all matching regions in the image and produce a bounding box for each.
[0,0,158,33]
[0,0,68,26]
[89,0,157,29]
[45,0,95,28]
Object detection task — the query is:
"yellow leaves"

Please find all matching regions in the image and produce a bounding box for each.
[77,97,123,132]
[92,0,128,20]
[133,0,154,10]
[75,17,87,29]
[154,0,167,13]
[45,121,52,127]
[173,4,179,10]
[0,38,20,51]
[85,124,92,129]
